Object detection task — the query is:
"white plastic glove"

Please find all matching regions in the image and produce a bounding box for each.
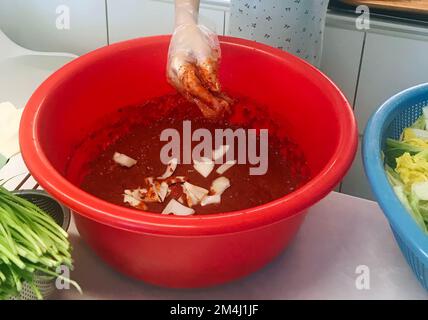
[167,0,231,118]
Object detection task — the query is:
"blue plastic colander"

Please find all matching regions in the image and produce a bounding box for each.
[363,83,428,291]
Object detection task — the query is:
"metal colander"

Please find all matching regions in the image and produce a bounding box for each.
[8,190,71,300]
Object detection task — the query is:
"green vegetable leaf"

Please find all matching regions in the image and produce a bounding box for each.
[384,138,424,168]
[0,186,79,299]
[410,115,427,130]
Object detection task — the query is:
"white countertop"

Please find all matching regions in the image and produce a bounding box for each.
[51,191,425,300]
[0,40,427,300]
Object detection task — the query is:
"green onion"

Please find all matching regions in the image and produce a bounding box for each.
[0,186,80,299]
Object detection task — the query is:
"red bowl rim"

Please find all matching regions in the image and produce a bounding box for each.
[19,35,358,236]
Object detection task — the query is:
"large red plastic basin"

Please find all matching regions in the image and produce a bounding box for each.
[19,36,357,288]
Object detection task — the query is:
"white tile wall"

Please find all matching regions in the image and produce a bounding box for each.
[107,0,226,44]
[0,0,108,55]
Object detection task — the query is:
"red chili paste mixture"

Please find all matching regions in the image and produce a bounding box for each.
[78,94,310,215]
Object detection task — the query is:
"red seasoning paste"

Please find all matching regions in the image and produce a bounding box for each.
[78,94,310,215]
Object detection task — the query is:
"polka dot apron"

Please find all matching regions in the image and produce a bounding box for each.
[228,0,329,67]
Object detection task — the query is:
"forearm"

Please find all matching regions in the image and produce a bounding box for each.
[175,0,200,26]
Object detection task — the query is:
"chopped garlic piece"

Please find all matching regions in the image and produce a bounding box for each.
[113,152,137,167]
[177,195,185,204]
[210,177,231,195]
[147,179,171,203]
[182,182,209,207]
[212,145,230,161]
[123,194,141,207]
[201,194,221,206]
[162,199,195,216]
[145,177,154,184]
[216,160,236,174]
[165,176,187,185]
[145,190,159,203]
[157,182,169,202]
[142,178,161,202]
[124,189,145,200]
[124,189,139,198]
[123,189,146,207]
[158,158,178,179]
[193,157,214,178]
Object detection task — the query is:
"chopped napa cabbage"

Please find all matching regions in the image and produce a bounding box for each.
[410,115,426,130]
[385,163,403,187]
[392,185,427,233]
[415,201,428,225]
[421,108,428,129]
[392,185,412,212]
[402,128,428,148]
[411,181,428,200]
[395,150,428,191]
[423,107,428,120]
[402,138,428,148]
[408,192,428,233]
[401,118,428,147]
[384,113,428,234]
[384,138,424,168]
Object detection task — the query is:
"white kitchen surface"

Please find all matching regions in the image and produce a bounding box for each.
[52,191,428,300]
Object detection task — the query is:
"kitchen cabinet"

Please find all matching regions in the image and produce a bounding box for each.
[107,0,227,44]
[320,19,365,105]
[322,14,428,199]
[341,27,428,199]
[0,0,108,55]
[319,14,366,198]
[354,31,428,134]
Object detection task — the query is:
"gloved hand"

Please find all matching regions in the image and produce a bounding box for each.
[167,0,231,118]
